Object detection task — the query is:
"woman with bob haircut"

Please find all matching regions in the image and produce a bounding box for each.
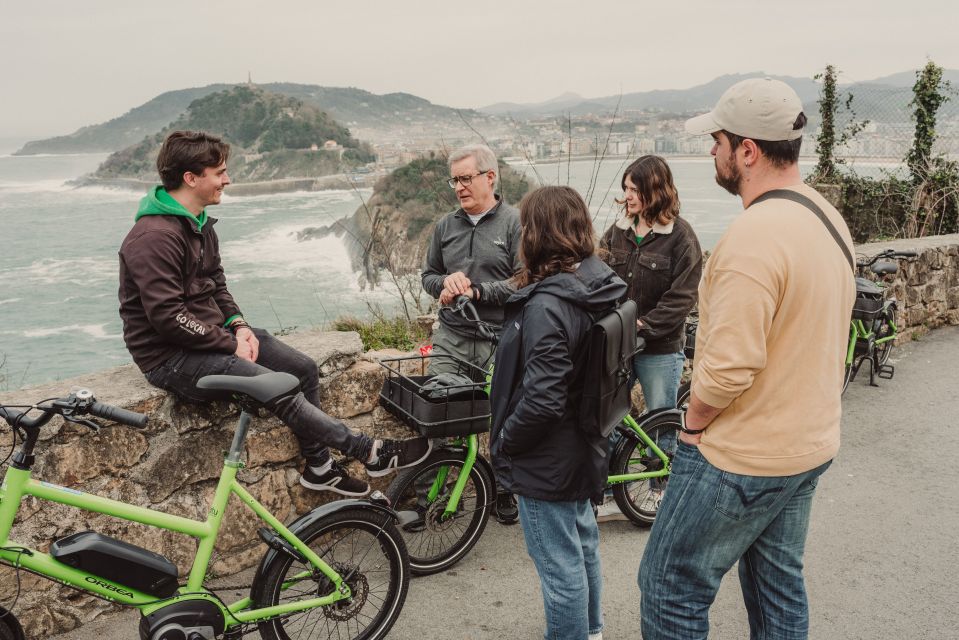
[597,156,702,519]
[490,185,627,640]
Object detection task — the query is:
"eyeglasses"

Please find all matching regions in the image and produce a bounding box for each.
[447,171,490,189]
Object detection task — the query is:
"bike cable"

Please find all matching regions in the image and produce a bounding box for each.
[0,547,29,619]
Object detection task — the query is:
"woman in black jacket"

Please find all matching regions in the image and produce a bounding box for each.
[597,157,702,520]
[490,186,626,640]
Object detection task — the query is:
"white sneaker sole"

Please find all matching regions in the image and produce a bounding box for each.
[299,475,370,497]
[366,440,434,478]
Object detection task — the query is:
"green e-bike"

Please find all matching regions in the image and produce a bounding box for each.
[0,372,409,640]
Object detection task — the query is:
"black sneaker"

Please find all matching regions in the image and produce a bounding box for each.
[494,492,518,525]
[300,460,370,496]
[364,438,433,477]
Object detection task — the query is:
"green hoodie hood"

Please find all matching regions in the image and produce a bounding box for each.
[136,186,208,230]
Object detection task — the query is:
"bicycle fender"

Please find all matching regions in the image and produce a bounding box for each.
[430,442,497,487]
[614,408,685,459]
[0,606,25,640]
[251,498,398,587]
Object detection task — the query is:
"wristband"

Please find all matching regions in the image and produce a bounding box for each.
[229,320,251,334]
[680,413,706,435]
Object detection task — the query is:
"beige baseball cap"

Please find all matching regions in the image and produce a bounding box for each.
[685,77,805,141]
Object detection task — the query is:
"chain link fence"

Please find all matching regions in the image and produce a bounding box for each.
[820,81,959,165]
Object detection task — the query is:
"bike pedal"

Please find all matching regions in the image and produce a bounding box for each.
[877,364,895,379]
[257,527,306,563]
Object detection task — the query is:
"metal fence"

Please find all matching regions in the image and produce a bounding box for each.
[819,81,959,165]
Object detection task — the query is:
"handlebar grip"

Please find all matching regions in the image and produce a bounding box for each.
[89,402,149,428]
[897,251,918,257]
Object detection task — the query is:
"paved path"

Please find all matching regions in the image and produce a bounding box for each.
[47,326,959,639]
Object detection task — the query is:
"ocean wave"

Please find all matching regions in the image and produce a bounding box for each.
[0,257,117,286]
[0,298,22,306]
[21,323,122,339]
[0,179,73,193]
[221,223,355,280]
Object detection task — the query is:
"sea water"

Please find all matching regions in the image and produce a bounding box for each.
[0,150,794,388]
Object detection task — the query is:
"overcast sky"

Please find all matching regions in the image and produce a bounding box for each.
[2,0,956,139]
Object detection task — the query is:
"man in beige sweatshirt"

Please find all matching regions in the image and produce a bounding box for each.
[639,78,856,640]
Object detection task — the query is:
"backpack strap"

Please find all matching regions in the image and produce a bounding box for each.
[751,189,855,273]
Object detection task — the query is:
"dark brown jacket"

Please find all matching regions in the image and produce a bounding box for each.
[119,212,241,372]
[600,215,702,354]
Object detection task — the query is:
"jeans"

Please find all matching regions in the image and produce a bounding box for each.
[145,328,373,465]
[638,442,832,640]
[518,495,603,640]
[632,351,685,410]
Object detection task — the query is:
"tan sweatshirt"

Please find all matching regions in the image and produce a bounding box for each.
[692,184,856,476]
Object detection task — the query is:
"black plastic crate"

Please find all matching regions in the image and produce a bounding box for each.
[378,355,491,437]
[852,294,883,322]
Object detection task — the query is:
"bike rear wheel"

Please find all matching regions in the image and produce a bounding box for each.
[252,508,409,640]
[386,449,493,575]
[874,306,897,366]
[610,413,682,527]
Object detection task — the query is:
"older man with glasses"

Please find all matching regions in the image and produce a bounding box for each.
[421,144,522,524]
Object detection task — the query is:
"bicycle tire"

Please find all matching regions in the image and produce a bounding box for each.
[611,413,682,527]
[385,449,493,575]
[676,381,691,409]
[251,508,409,640]
[874,306,897,367]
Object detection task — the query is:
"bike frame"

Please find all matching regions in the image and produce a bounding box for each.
[845,306,898,366]
[0,411,350,628]
[605,413,672,486]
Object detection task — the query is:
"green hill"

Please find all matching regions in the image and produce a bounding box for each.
[89,85,374,184]
[15,83,496,155]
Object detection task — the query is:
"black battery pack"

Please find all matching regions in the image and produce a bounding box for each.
[50,531,179,598]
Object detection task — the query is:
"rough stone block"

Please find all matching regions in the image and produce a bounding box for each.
[318,360,387,418]
[35,426,149,487]
[246,424,301,467]
[283,329,364,376]
[131,427,234,502]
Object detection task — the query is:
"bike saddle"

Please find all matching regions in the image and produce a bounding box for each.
[871,261,898,276]
[197,372,300,403]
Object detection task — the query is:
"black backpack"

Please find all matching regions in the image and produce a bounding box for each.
[578,299,640,438]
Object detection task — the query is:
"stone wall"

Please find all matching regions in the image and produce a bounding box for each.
[2,234,958,636]
[853,234,959,341]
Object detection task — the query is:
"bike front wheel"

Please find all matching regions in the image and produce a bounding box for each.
[251,508,409,640]
[610,413,682,527]
[386,449,493,575]
[676,381,691,409]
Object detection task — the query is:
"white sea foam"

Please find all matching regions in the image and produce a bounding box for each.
[2,257,117,286]
[222,223,356,281]
[22,323,121,339]
[0,298,21,306]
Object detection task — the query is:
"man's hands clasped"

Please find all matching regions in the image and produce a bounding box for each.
[232,323,260,362]
[439,271,478,305]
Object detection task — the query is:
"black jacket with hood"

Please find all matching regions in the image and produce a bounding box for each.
[489,255,627,502]
[119,186,242,373]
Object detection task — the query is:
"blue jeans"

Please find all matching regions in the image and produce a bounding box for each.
[145,328,373,465]
[632,351,685,410]
[518,496,603,640]
[639,442,832,640]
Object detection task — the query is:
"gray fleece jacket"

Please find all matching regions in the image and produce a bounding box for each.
[422,196,521,333]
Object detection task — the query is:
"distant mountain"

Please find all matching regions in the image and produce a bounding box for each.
[476,69,959,121]
[87,85,374,185]
[482,92,587,116]
[15,83,496,155]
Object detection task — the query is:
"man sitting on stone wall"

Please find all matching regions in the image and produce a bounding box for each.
[118,130,431,496]
[421,144,522,523]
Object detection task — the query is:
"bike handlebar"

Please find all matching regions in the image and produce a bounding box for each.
[89,402,149,429]
[857,248,918,267]
[440,294,498,344]
[0,391,149,432]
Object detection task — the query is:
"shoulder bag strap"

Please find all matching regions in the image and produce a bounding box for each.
[751,189,855,273]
